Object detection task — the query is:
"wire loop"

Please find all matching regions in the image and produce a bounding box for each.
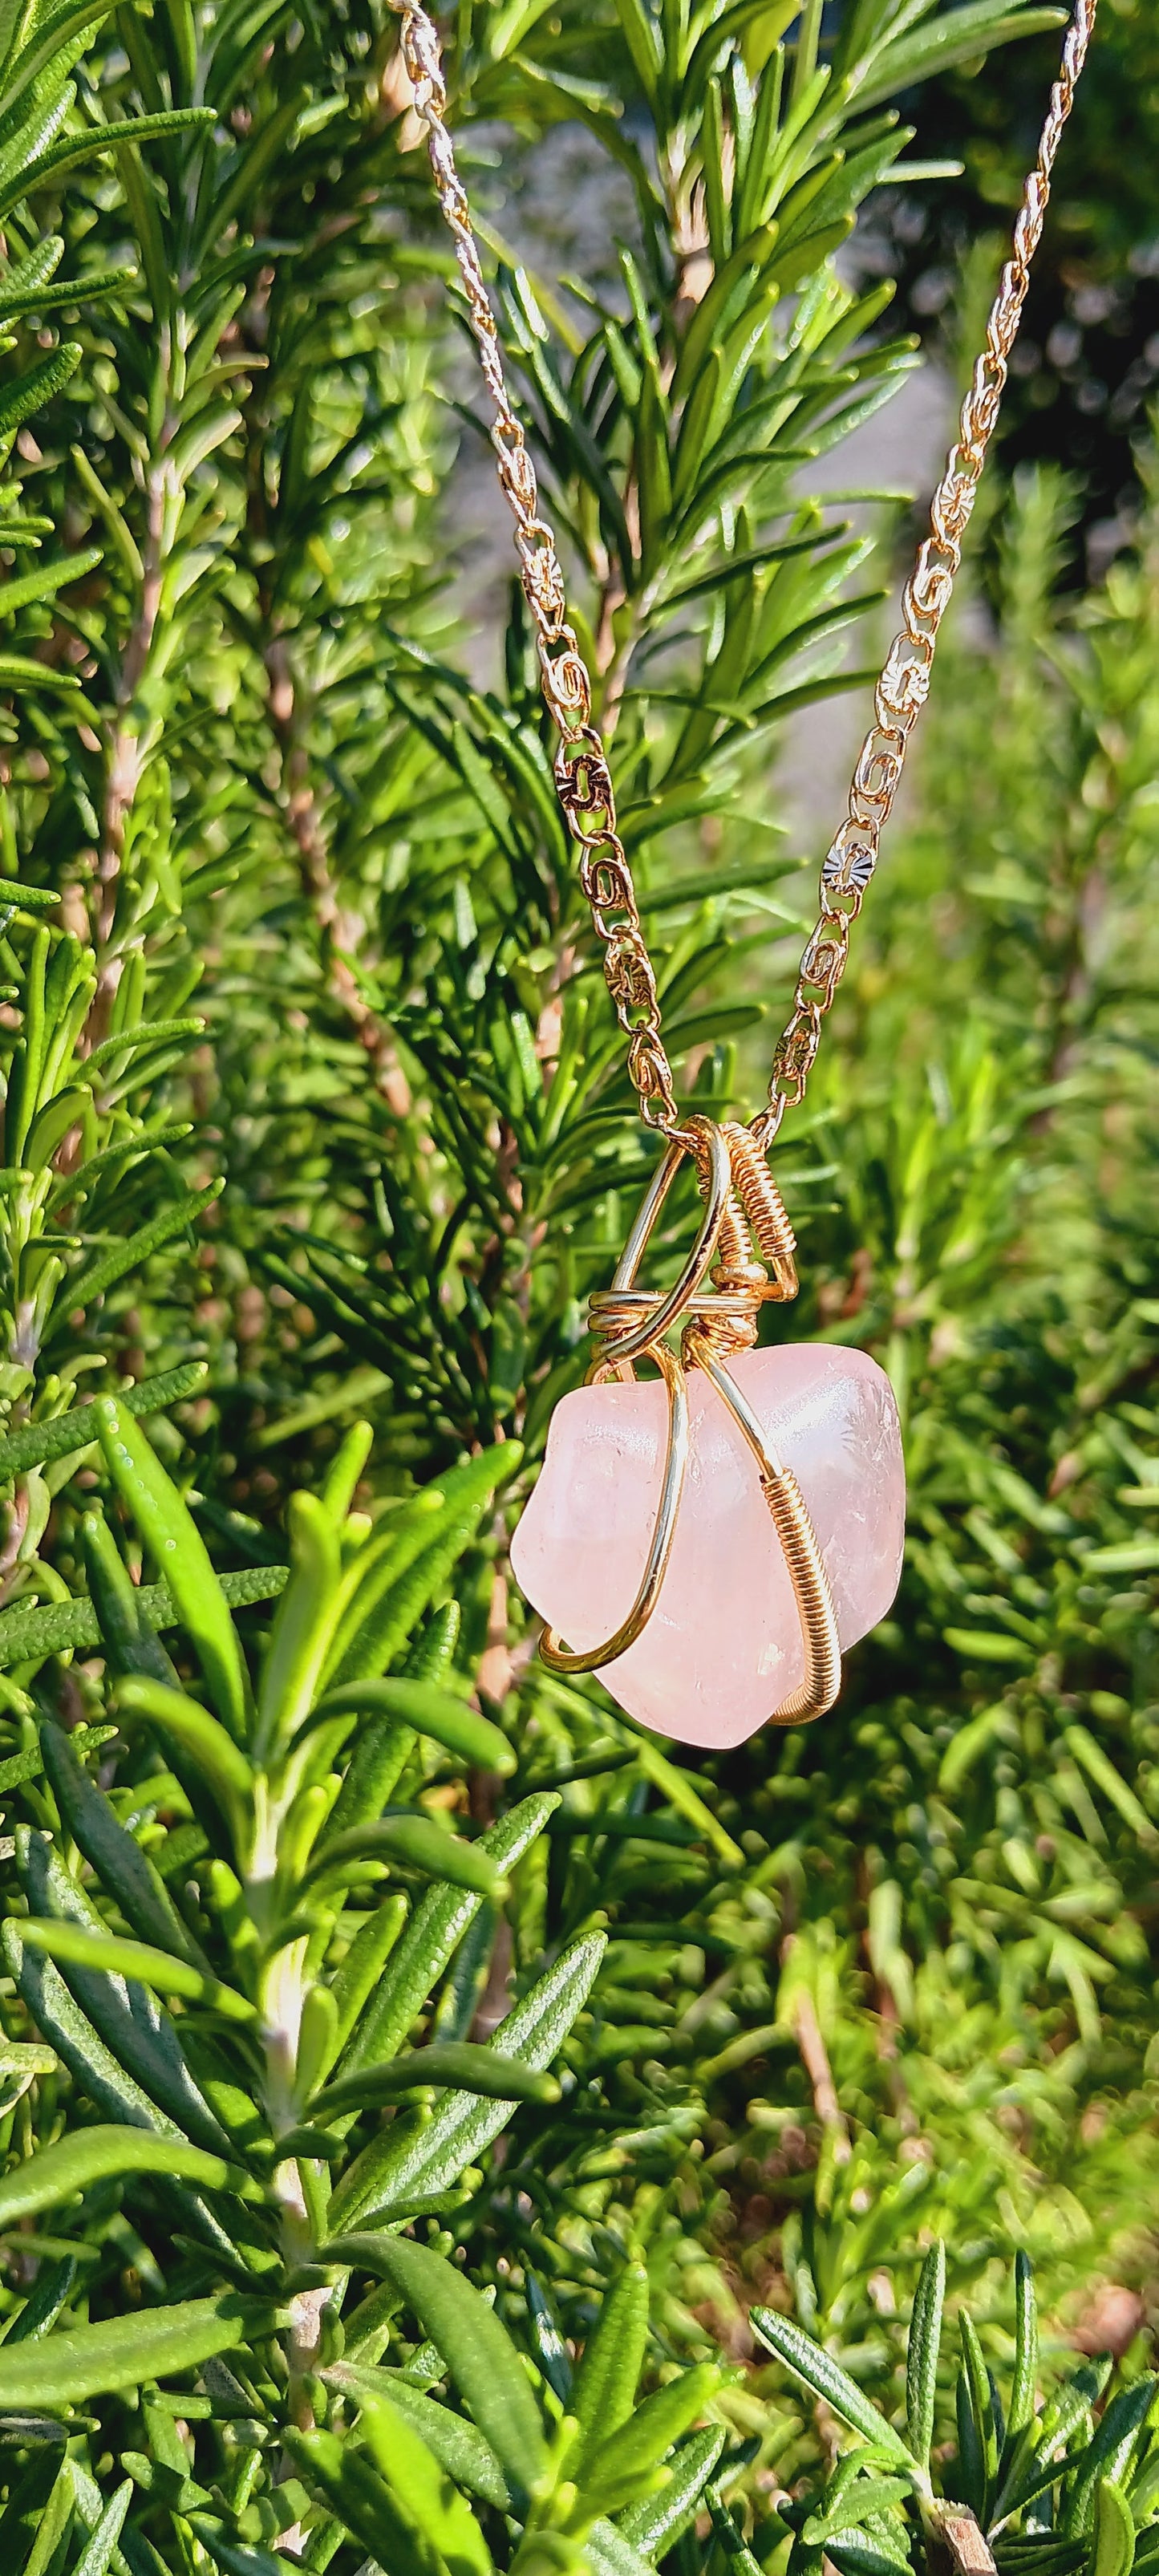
[540,1122,839,1722]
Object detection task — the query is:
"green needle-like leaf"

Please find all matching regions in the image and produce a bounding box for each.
[0,1362,207,1482]
[18,1922,257,2022]
[115,1676,253,1828]
[302,1817,509,1901]
[306,1676,514,1776]
[317,2233,547,2497]
[1007,2250,1039,2443]
[95,1400,250,1739]
[906,2239,946,2470]
[571,2259,650,2476]
[0,2126,257,2227]
[575,2365,722,2519]
[360,2388,496,2576]
[322,2360,513,2510]
[1092,2481,1137,2576]
[0,2298,270,2406]
[752,2310,913,2460]
[0,1565,286,1672]
[310,2040,561,2116]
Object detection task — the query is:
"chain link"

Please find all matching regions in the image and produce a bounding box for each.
[391,0,1096,1150]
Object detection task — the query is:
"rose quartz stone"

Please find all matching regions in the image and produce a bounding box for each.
[511,1345,905,1749]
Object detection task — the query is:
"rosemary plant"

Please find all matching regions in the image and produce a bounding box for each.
[0,0,1155,2567]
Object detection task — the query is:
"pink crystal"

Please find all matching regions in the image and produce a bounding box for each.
[511,1345,905,1749]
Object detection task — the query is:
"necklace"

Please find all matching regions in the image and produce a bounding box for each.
[391,0,1096,1750]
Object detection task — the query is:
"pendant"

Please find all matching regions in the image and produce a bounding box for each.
[510,1119,905,1750]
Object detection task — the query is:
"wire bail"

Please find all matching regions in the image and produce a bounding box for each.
[539,1119,841,1724]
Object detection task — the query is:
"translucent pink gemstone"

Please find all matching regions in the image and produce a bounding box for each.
[510,1345,905,1749]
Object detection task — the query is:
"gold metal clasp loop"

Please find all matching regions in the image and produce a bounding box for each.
[539,1126,729,1676]
[538,1341,689,1677]
[589,1122,733,1370]
[538,1119,841,1723]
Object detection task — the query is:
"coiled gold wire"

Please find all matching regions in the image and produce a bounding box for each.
[721,1123,797,1293]
[540,1121,841,1725]
[699,1351,842,1726]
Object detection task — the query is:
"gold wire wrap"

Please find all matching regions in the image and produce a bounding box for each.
[538,1341,690,1677]
[587,1121,733,1372]
[539,1121,840,1723]
[698,1351,842,1726]
[721,1123,797,1296]
[763,1475,842,1724]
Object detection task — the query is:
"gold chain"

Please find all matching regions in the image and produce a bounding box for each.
[752,0,1096,1149]
[391,0,1096,1150]
[389,0,679,1131]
